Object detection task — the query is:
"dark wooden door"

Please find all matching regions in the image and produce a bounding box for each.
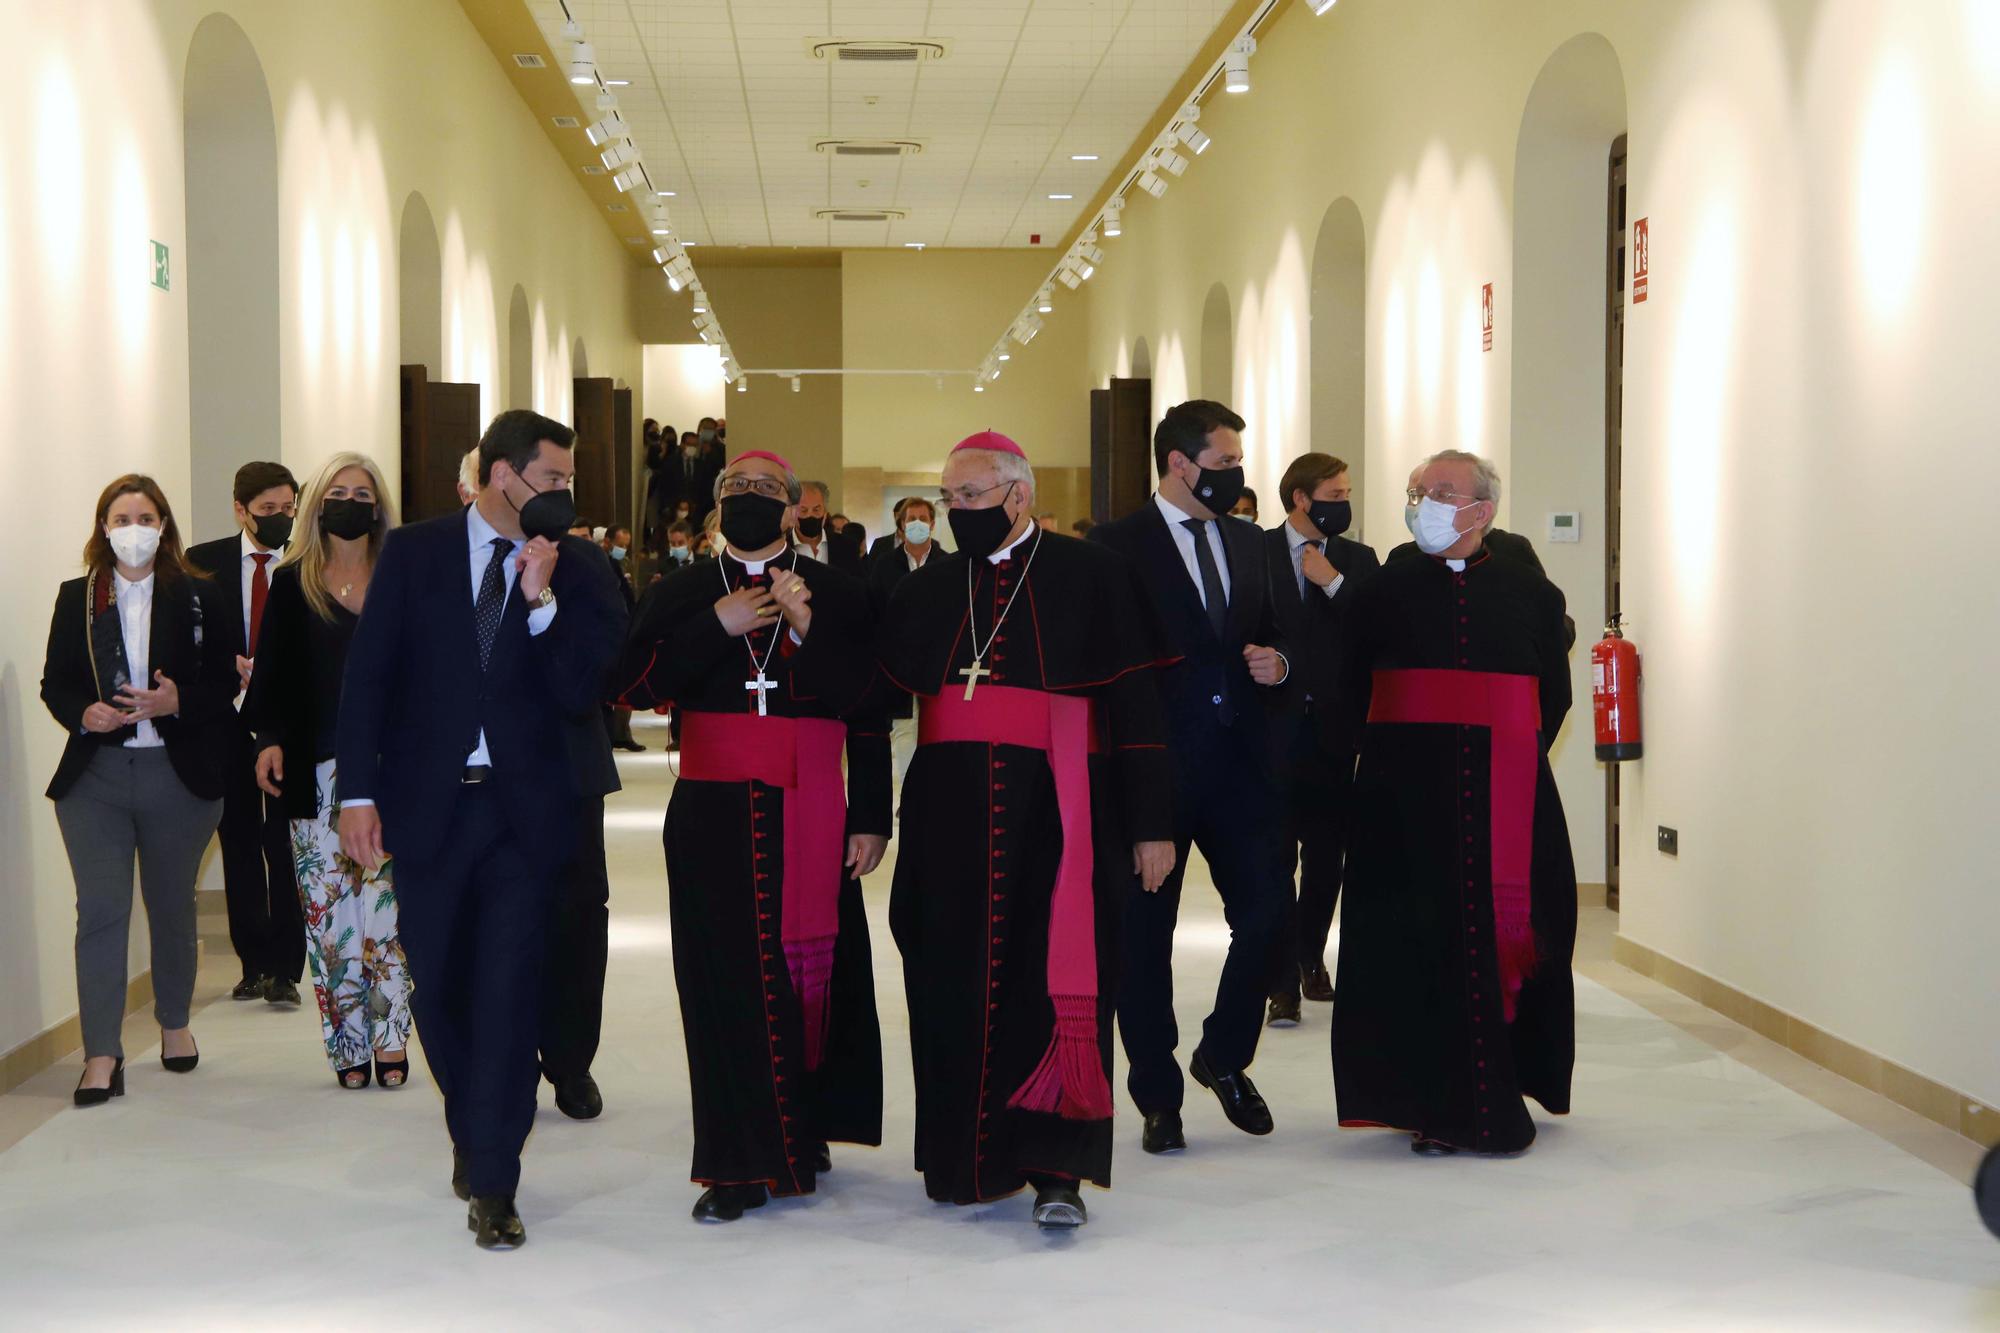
[1108,376,1152,519]
[399,364,429,518]
[613,387,634,533]
[572,377,616,529]
[416,381,480,522]
[1089,388,1111,521]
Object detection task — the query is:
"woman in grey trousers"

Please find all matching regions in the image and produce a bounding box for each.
[40,474,235,1105]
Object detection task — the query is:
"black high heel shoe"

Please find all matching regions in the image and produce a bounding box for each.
[161,1034,199,1073]
[336,1064,370,1089]
[374,1056,410,1089]
[73,1059,125,1107]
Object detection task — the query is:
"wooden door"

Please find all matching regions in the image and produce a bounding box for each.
[1108,376,1152,520]
[572,376,616,529]
[416,381,481,522]
[399,365,429,518]
[613,387,635,534]
[1089,388,1111,521]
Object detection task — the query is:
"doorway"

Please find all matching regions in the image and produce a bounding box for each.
[1604,134,1628,910]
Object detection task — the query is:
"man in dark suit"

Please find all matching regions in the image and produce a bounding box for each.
[337,409,625,1250]
[1261,453,1380,1027]
[184,460,306,1006]
[1088,399,1292,1156]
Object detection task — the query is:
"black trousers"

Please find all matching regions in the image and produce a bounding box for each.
[396,786,557,1198]
[1117,733,1287,1114]
[1270,712,1351,1002]
[218,730,302,982]
[540,795,610,1082]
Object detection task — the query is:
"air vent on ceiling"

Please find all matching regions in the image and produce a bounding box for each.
[815,208,909,223]
[606,202,627,212]
[551,115,580,128]
[583,165,607,175]
[807,39,950,64]
[815,139,924,157]
[512,53,547,69]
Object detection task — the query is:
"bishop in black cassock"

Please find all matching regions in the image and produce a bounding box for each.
[877,431,1175,1229]
[1331,451,1576,1155]
[616,449,890,1222]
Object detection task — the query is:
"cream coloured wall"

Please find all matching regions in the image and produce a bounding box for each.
[0,1,642,1059]
[1071,0,2000,1110]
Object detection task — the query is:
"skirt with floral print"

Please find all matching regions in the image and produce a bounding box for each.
[290,760,412,1072]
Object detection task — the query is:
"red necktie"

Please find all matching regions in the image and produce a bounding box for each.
[249,552,272,654]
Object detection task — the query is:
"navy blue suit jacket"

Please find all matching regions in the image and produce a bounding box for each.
[335,509,627,872]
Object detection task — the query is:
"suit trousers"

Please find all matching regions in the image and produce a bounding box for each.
[53,747,222,1058]
[1117,730,1288,1113]
[539,795,610,1082]
[218,728,303,982]
[395,785,558,1197]
[1270,711,1351,1001]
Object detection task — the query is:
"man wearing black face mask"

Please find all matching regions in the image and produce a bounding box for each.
[188,460,308,1007]
[1087,399,1293,1157]
[335,409,626,1249]
[1262,453,1379,1027]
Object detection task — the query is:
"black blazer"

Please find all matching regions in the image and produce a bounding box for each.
[865,534,899,567]
[1263,523,1380,716]
[334,510,628,872]
[40,571,236,801]
[1088,500,1286,743]
[242,566,358,819]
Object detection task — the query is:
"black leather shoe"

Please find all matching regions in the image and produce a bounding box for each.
[264,977,302,1007]
[1140,1109,1186,1155]
[1032,1181,1087,1229]
[1411,1136,1460,1156]
[1266,994,1302,1028]
[1301,964,1335,1003]
[452,1149,471,1202]
[813,1141,832,1173]
[468,1195,526,1250]
[1189,1048,1274,1136]
[231,976,266,1001]
[616,740,646,752]
[692,1183,768,1223]
[73,1059,125,1107]
[161,1036,199,1074]
[551,1072,603,1120]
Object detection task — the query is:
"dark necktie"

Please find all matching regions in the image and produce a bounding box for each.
[248,552,272,654]
[1299,538,1321,601]
[1181,518,1228,639]
[474,535,513,671]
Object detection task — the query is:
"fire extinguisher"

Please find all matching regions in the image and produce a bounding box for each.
[1592,615,1642,762]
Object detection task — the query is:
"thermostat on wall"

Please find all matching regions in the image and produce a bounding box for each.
[1547,511,1582,544]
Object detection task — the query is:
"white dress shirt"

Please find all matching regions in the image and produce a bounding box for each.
[114,571,164,748]
[1283,517,1346,602]
[794,537,829,564]
[905,543,935,572]
[1152,492,1231,606]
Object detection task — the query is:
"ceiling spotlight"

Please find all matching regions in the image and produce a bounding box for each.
[1037,287,1054,312]
[974,384,986,393]
[1308,0,1337,12]
[1224,36,1255,93]
[569,40,597,86]
[1155,138,1189,176]
[997,353,1012,361]
[1077,261,1095,281]
[1013,312,1043,344]
[585,113,628,147]
[692,298,707,313]
[1058,266,1082,291]
[667,271,684,293]
[650,217,672,236]
[651,246,672,265]
[597,89,617,112]
[1079,242,1104,265]
[736,377,747,393]
[1102,198,1124,237]
[1138,170,1168,199]
[1174,110,1211,155]
[668,257,695,286]
[600,139,640,171]
[612,167,645,193]
[791,376,802,393]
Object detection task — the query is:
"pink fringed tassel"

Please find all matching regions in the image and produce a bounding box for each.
[1493,879,1538,1024]
[786,934,838,1071]
[1007,995,1113,1122]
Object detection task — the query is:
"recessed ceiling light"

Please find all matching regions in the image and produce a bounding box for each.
[1048,193,1073,200]
[1070,154,1098,161]
[904,242,926,249]
[605,79,631,86]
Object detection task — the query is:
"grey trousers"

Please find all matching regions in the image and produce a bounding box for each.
[53,747,223,1058]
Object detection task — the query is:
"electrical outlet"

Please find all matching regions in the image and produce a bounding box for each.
[1658,826,1679,856]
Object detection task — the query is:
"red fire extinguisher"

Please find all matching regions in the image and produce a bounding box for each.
[1592,615,1642,762]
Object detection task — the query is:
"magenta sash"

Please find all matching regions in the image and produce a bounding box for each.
[679,711,847,1070]
[1368,668,1542,1021]
[918,684,1112,1121]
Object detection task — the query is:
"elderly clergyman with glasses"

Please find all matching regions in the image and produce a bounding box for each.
[1327,448,1578,1159]
[612,447,892,1224]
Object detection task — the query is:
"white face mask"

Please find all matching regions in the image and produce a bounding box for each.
[903,519,931,546]
[1413,496,1479,555]
[108,524,162,567]
[1403,503,1419,537]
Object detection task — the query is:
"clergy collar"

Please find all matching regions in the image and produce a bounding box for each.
[987,519,1038,564]
[724,543,789,575]
[1431,545,1492,573]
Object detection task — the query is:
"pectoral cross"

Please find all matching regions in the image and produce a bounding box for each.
[959,657,991,701]
[745,671,774,717]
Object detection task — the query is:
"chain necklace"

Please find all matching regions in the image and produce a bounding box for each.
[718,549,796,716]
[958,525,1041,700]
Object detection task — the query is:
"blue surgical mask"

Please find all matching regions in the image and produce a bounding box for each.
[903,519,931,545]
[668,545,691,564]
[609,545,627,561]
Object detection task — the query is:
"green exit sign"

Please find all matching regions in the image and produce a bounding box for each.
[150,240,169,291]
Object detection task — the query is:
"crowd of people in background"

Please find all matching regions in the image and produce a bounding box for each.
[37,398,1577,1251]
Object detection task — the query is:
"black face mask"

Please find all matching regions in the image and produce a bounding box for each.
[797,516,824,540]
[1307,499,1351,538]
[507,473,576,543]
[947,485,1019,562]
[319,499,375,542]
[1185,462,1246,517]
[719,493,787,552]
[249,512,293,549]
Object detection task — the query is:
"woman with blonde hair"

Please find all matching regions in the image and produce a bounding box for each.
[244,453,412,1089]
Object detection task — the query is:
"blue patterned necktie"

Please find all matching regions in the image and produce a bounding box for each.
[474,535,513,671]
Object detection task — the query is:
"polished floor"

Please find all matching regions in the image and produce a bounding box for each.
[1,713,1995,1330]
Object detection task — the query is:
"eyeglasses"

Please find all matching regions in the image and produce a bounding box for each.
[1406,487,1481,506]
[940,479,1015,508]
[718,474,789,500]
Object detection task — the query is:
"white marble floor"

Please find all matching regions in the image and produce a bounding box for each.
[2,714,1996,1331]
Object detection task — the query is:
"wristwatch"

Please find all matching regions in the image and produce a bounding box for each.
[535,588,556,610]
